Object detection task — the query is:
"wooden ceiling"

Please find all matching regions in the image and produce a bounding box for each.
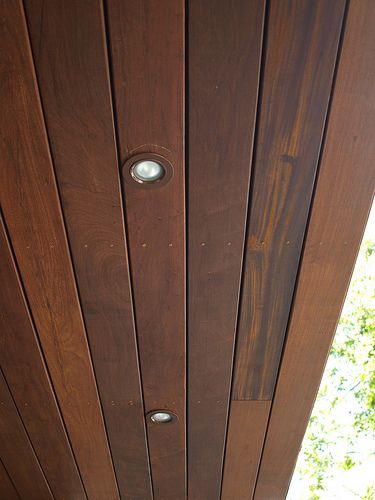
[0,0,374,499]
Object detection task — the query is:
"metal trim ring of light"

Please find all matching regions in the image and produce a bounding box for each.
[146,409,178,425]
[123,153,174,189]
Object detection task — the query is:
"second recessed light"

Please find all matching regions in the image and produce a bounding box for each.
[150,412,173,423]
[147,409,177,424]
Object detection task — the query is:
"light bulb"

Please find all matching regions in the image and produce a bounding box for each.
[150,412,173,423]
[131,160,165,183]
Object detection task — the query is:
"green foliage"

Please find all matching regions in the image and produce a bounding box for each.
[340,455,355,471]
[287,213,375,499]
[362,485,375,500]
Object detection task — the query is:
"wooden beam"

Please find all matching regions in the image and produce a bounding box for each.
[187,1,264,497]
[106,1,185,497]
[221,401,271,500]
[254,0,375,497]
[0,370,52,500]
[232,0,346,400]
[23,1,151,496]
[0,1,118,497]
[0,216,85,498]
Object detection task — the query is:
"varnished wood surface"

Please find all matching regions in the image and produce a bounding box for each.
[0,370,52,500]
[232,0,346,401]
[1,0,374,498]
[255,1,375,497]
[188,1,264,498]
[107,1,185,497]
[0,1,118,498]
[0,460,19,500]
[221,401,271,500]
[24,1,151,496]
[0,216,86,499]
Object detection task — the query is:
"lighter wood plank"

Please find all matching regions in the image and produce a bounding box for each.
[232,0,346,400]
[222,401,271,500]
[0,216,86,498]
[188,1,265,498]
[0,370,52,500]
[23,1,151,496]
[0,1,118,497]
[255,1,375,497]
[107,1,185,497]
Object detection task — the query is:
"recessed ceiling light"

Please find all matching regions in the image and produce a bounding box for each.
[150,412,172,423]
[123,153,174,189]
[147,409,178,424]
[130,160,165,183]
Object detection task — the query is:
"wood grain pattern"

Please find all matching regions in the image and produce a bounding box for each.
[188,1,265,498]
[221,401,271,500]
[0,1,118,498]
[23,1,151,497]
[232,0,346,400]
[0,216,86,499]
[107,1,185,497]
[0,460,19,500]
[254,1,375,497]
[0,370,52,500]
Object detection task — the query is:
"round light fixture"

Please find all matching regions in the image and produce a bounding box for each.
[131,160,165,183]
[147,409,178,424]
[123,153,174,189]
[150,412,173,423]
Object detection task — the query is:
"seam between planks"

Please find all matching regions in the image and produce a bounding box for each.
[18,1,119,496]
[0,209,88,499]
[0,367,55,499]
[219,1,269,497]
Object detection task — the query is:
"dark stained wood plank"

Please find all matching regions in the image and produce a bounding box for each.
[107,1,185,497]
[221,401,271,499]
[23,1,151,497]
[0,460,19,500]
[0,215,86,499]
[232,0,346,401]
[0,370,52,500]
[187,1,265,497]
[254,1,375,497]
[0,1,118,497]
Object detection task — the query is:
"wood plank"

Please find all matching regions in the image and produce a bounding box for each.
[0,370,52,500]
[23,1,151,497]
[0,215,86,499]
[188,1,265,498]
[254,1,375,497]
[107,1,185,497]
[221,401,271,500]
[0,1,118,497]
[0,460,19,500]
[232,0,346,400]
